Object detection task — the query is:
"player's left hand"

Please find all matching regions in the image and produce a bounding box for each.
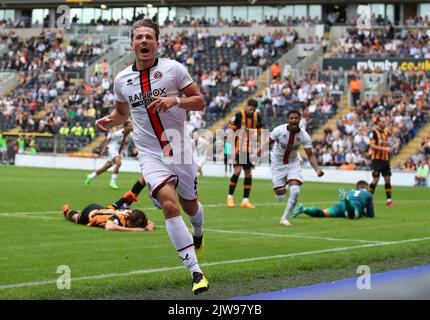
[316,168,324,177]
[148,96,177,113]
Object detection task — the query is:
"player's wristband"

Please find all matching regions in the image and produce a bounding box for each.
[175,97,181,106]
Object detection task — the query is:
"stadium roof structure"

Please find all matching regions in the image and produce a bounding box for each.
[0,0,421,9]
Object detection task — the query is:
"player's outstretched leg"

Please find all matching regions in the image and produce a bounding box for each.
[109,157,122,189]
[110,191,138,210]
[86,161,112,187]
[158,183,208,295]
[291,203,304,218]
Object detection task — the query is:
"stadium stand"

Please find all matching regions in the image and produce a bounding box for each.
[327,27,430,59]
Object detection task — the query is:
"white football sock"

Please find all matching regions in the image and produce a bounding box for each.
[242,198,249,203]
[165,215,202,276]
[281,185,300,221]
[188,202,204,238]
[227,194,234,199]
[89,172,97,179]
[111,174,118,182]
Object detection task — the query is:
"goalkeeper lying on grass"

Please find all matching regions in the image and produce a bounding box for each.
[62,191,155,232]
[292,180,375,220]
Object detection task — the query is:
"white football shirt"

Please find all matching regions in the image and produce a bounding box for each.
[269,124,312,165]
[114,58,194,158]
[107,129,133,153]
[192,137,207,159]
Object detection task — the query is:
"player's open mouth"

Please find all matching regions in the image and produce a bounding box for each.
[140,47,150,54]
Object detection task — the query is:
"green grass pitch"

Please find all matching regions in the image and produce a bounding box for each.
[0,166,429,299]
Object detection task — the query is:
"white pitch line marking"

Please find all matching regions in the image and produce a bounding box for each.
[201,228,385,244]
[1,236,430,290]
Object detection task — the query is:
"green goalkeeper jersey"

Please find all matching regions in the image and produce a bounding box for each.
[346,188,374,217]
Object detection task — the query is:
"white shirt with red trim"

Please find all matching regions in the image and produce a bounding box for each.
[269,124,312,165]
[107,129,133,154]
[113,58,194,158]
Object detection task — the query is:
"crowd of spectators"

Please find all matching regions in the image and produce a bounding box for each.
[0,29,108,145]
[312,69,429,169]
[162,15,322,28]
[0,30,105,73]
[1,28,305,151]
[346,14,430,27]
[255,66,341,133]
[327,23,430,59]
[156,29,303,126]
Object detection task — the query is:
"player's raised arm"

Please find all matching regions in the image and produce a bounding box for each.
[304,147,324,177]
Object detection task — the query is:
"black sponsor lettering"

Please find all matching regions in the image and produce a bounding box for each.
[128,88,167,108]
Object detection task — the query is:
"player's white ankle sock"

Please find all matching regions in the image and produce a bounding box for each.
[227,194,234,199]
[165,216,202,276]
[111,174,118,182]
[89,172,97,179]
[242,198,249,203]
[189,202,204,237]
[281,185,300,221]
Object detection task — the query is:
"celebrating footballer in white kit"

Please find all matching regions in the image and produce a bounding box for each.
[95,19,208,295]
[259,110,324,226]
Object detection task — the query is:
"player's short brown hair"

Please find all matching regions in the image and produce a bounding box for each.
[131,19,160,41]
[356,180,369,189]
[127,209,148,228]
[247,99,258,109]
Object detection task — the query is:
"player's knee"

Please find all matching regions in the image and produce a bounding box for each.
[162,200,180,217]
[183,201,199,216]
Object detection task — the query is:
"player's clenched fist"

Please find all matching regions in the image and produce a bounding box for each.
[316,168,324,177]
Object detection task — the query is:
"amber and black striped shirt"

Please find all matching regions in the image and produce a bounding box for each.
[369,128,390,161]
[229,111,263,153]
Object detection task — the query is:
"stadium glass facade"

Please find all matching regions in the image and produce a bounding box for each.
[0,3,428,27]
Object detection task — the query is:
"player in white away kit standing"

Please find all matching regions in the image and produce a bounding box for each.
[85,120,133,189]
[95,20,208,294]
[259,110,324,226]
[192,129,208,176]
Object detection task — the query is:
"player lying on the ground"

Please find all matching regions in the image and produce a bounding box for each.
[62,194,155,232]
[291,180,375,220]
